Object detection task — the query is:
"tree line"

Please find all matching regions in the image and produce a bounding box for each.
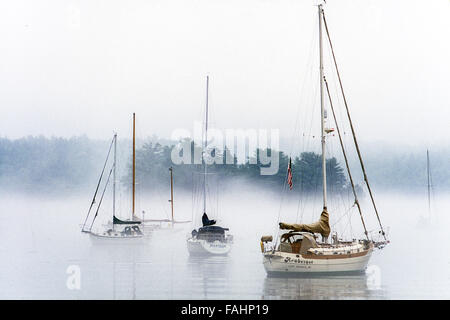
[1,136,448,195]
[122,139,350,195]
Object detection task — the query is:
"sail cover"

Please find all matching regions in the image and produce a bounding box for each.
[113,216,141,225]
[279,209,330,238]
[198,225,229,234]
[202,213,216,226]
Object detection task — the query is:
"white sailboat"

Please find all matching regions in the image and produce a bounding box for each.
[418,149,434,226]
[260,3,388,275]
[187,76,233,255]
[81,113,144,240]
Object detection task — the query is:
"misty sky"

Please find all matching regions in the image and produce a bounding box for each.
[0,0,449,148]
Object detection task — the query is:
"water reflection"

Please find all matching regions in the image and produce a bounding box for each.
[186,255,231,299]
[3,193,450,299]
[262,274,386,299]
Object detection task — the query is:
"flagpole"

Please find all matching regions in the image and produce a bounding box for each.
[287,157,293,190]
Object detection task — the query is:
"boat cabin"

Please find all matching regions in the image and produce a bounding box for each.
[103,224,143,237]
[191,225,230,242]
[278,232,318,254]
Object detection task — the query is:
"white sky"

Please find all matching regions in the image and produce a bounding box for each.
[0,0,449,148]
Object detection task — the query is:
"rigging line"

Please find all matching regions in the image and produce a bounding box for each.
[326,139,345,214]
[272,164,290,252]
[339,174,353,237]
[296,66,320,222]
[329,195,355,233]
[427,150,437,222]
[322,10,386,240]
[326,140,348,234]
[324,77,369,239]
[340,213,353,239]
[289,12,318,160]
[293,14,319,223]
[82,135,115,232]
[427,149,432,218]
[191,171,194,228]
[295,161,305,223]
[154,180,170,219]
[89,164,114,232]
[427,150,430,210]
[216,175,219,222]
[348,204,354,239]
[297,71,319,221]
[331,203,354,227]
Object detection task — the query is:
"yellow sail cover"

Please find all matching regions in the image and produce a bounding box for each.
[279,209,330,238]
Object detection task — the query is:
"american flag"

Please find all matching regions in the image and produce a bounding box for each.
[287,157,293,190]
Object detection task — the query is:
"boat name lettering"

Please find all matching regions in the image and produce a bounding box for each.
[284,257,313,264]
[210,243,226,248]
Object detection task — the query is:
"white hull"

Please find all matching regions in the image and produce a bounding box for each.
[88,230,144,244]
[187,238,232,256]
[263,249,372,276]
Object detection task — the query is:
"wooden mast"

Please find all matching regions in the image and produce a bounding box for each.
[132,112,136,219]
[169,167,174,223]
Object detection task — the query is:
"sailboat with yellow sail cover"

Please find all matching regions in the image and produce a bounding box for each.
[260,3,388,275]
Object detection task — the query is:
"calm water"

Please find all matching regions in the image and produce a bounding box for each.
[0,191,448,299]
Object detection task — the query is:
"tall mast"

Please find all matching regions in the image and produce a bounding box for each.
[203,76,209,214]
[113,133,117,229]
[132,112,136,219]
[427,149,431,217]
[319,4,327,210]
[169,167,174,223]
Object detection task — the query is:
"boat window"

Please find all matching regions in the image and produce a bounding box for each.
[281,233,304,243]
[290,234,303,243]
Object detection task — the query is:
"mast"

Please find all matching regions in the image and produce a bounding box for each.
[82,135,115,232]
[132,112,136,219]
[318,4,327,210]
[203,76,209,214]
[169,167,174,223]
[427,150,431,217]
[113,133,117,230]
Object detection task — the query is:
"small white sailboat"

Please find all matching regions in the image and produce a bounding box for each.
[187,213,233,255]
[260,3,388,275]
[418,149,435,226]
[81,113,144,240]
[187,76,233,256]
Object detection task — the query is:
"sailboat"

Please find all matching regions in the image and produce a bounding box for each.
[187,76,233,255]
[260,3,388,275]
[81,113,144,239]
[418,149,434,226]
[142,166,191,228]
